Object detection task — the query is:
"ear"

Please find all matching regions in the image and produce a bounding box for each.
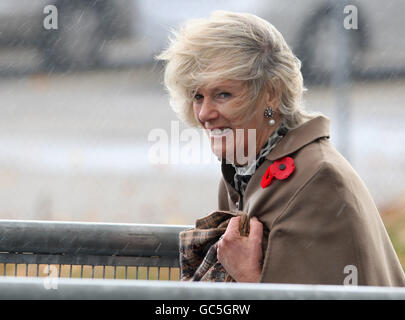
[264,79,282,111]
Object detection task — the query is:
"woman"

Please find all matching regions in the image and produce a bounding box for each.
[157,11,405,286]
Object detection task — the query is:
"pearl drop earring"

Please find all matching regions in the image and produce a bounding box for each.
[264,107,275,126]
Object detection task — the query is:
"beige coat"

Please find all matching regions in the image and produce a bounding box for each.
[218,115,405,286]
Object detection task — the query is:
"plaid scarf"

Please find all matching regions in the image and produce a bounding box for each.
[179,127,285,282]
[179,210,268,282]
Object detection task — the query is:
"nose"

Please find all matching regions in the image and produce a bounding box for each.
[197,97,219,124]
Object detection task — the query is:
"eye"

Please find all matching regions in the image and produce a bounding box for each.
[193,94,203,102]
[217,92,231,99]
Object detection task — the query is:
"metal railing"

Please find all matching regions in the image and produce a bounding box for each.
[0,219,190,281]
[1,219,405,300]
[1,277,405,300]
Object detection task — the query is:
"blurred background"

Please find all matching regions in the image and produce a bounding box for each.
[0,0,404,266]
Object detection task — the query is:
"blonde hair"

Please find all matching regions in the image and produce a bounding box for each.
[156,10,318,130]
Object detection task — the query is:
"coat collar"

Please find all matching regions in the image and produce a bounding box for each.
[266,115,330,161]
[220,115,330,203]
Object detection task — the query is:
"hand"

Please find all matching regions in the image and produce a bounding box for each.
[217,216,263,282]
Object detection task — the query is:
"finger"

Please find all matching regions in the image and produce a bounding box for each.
[215,235,223,249]
[223,216,241,239]
[248,217,263,242]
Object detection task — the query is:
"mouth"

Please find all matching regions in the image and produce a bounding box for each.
[207,127,233,138]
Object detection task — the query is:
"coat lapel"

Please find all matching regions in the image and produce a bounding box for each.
[266,116,330,161]
[220,116,331,212]
[244,116,330,204]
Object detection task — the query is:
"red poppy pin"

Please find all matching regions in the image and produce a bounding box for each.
[261,156,295,188]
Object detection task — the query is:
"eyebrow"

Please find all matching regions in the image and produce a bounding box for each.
[193,81,245,95]
[203,83,242,92]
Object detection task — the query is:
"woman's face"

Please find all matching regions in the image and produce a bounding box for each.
[192,79,277,165]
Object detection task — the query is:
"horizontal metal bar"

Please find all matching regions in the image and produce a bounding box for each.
[0,253,179,268]
[1,277,405,300]
[0,220,191,257]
